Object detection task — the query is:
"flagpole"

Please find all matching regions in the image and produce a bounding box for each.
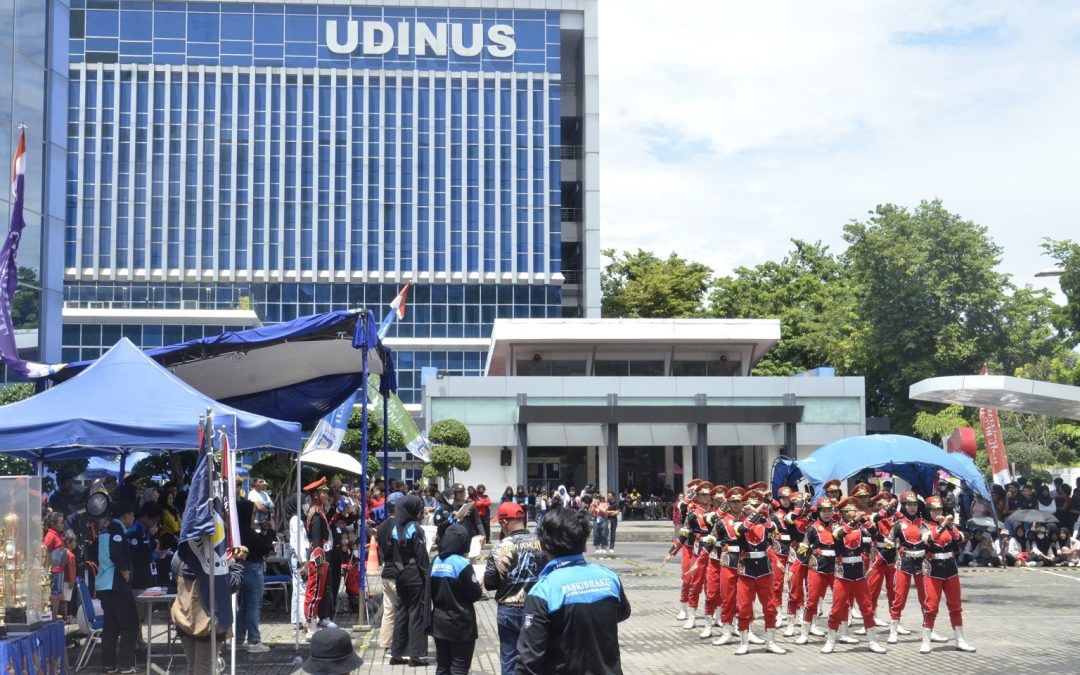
[207,411,217,675]
[359,310,372,627]
[383,375,390,492]
[227,427,237,675]
[295,452,302,652]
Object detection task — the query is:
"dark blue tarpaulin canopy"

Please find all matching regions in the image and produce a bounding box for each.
[0,338,300,461]
[772,434,992,502]
[50,309,385,428]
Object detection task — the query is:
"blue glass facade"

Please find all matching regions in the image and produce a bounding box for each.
[63,1,581,403]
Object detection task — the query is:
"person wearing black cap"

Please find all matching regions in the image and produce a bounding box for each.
[95,501,139,673]
[430,524,484,674]
[301,627,364,674]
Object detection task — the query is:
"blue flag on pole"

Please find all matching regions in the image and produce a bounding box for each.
[178,438,234,632]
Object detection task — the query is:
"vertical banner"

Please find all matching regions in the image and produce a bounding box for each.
[368,374,432,462]
[220,429,241,550]
[302,390,359,454]
[978,365,1012,486]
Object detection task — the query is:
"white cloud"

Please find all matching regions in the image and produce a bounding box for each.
[597,1,1080,294]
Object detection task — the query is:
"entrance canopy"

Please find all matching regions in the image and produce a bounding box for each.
[910,375,1080,421]
[0,338,301,461]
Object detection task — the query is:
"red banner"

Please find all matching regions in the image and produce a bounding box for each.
[978,365,1012,486]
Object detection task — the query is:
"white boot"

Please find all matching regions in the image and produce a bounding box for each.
[809,617,826,637]
[838,622,858,644]
[699,622,713,639]
[794,621,810,645]
[682,607,697,630]
[712,608,722,626]
[747,628,765,645]
[919,628,932,654]
[306,619,318,641]
[954,626,976,653]
[782,615,797,637]
[867,627,887,654]
[765,628,787,654]
[930,629,950,643]
[821,630,837,654]
[734,630,750,656]
[896,621,912,635]
[887,620,899,644]
[876,615,890,627]
[711,624,734,646]
[676,603,688,621]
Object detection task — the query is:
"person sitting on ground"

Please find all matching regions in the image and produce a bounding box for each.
[1027,525,1055,567]
[516,507,631,675]
[1051,528,1080,567]
[299,627,364,675]
[429,524,484,675]
[959,530,1001,567]
[1036,485,1057,514]
[1004,525,1028,567]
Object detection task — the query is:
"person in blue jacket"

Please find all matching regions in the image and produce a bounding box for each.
[429,524,484,675]
[516,508,632,675]
[96,501,139,674]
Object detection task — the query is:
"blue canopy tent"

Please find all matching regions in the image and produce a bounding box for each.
[0,338,301,461]
[50,309,386,428]
[776,434,992,503]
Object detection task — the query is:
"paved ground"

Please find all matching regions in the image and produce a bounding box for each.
[84,541,1080,674]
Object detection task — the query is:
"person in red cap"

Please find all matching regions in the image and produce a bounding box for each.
[730,490,785,655]
[824,480,843,521]
[769,486,796,628]
[682,481,715,629]
[305,478,337,629]
[697,484,728,638]
[705,487,760,647]
[885,491,931,644]
[664,481,698,622]
[821,499,887,654]
[781,492,815,637]
[795,497,838,645]
[865,492,900,636]
[919,495,976,654]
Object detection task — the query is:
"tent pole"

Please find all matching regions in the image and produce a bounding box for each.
[207,412,217,675]
[359,319,370,627]
[383,379,390,491]
[295,455,301,652]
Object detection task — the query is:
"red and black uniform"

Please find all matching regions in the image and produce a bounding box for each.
[770,503,795,612]
[800,517,837,624]
[307,504,335,620]
[735,512,779,632]
[702,511,743,626]
[866,508,897,619]
[828,519,876,631]
[889,513,928,622]
[700,509,725,617]
[784,502,812,617]
[921,520,965,629]
[681,503,711,609]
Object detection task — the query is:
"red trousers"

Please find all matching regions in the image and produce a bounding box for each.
[786,561,808,616]
[828,577,875,630]
[303,559,329,621]
[890,569,927,621]
[720,565,740,625]
[771,551,788,612]
[679,547,694,603]
[737,573,777,631]
[703,557,724,616]
[686,552,708,609]
[922,575,963,629]
[801,569,833,624]
[867,556,896,617]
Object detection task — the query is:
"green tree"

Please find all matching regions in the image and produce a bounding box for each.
[130,452,197,485]
[840,200,1014,433]
[12,267,39,329]
[601,248,712,318]
[707,240,855,375]
[428,419,471,449]
[1044,238,1080,346]
[426,419,472,483]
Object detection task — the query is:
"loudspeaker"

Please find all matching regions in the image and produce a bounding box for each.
[500,449,512,466]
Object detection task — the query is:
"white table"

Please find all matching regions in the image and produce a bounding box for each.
[136,591,177,675]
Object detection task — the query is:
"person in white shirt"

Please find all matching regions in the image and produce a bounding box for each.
[285,497,310,631]
[249,476,275,533]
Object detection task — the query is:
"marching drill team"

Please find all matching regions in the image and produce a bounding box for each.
[664,478,978,655]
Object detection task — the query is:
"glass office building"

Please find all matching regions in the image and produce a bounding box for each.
[0,0,68,383]
[63,0,599,404]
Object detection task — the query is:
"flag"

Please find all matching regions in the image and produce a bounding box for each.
[0,129,56,378]
[302,390,358,454]
[368,373,431,461]
[377,281,411,339]
[178,423,234,632]
[219,429,241,550]
[977,364,1012,486]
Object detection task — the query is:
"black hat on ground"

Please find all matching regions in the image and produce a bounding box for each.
[302,628,364,674]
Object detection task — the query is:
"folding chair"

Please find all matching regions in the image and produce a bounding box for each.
[74,578,104,672]
[263,574,291,609]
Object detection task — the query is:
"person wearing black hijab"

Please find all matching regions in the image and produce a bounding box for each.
[429,524,483,675]
[388,495,431,666]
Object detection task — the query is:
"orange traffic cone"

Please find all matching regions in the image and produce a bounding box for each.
[366,536,380,576]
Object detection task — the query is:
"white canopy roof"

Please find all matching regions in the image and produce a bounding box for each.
[910,375,1080,421]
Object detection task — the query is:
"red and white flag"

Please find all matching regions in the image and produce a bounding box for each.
[977,364,1012,486]
[377,281,411,339]
[220,430,242,549]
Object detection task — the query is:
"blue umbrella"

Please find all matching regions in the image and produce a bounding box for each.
[796,434,992,502]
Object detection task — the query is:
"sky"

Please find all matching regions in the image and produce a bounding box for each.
[597,1,1080,298]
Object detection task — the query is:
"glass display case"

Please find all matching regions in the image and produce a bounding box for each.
[0,476,44,635]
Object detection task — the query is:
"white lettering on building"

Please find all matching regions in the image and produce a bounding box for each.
[326,20,517,58]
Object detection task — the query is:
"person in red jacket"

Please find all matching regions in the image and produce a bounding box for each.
[731,490,785,655]
[865,492,903,638]
[769,487,796,627]
[821,499,887,654]
[920,495,976,654]
[707,487,764,647]
[665,479,700,622]
[795,497,837,645]
[886,491,930,643]
[698,484,727,639]
[681,481,714,629]
[781,492,814,637]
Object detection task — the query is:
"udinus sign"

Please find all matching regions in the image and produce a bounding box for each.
[326,20,517,58]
